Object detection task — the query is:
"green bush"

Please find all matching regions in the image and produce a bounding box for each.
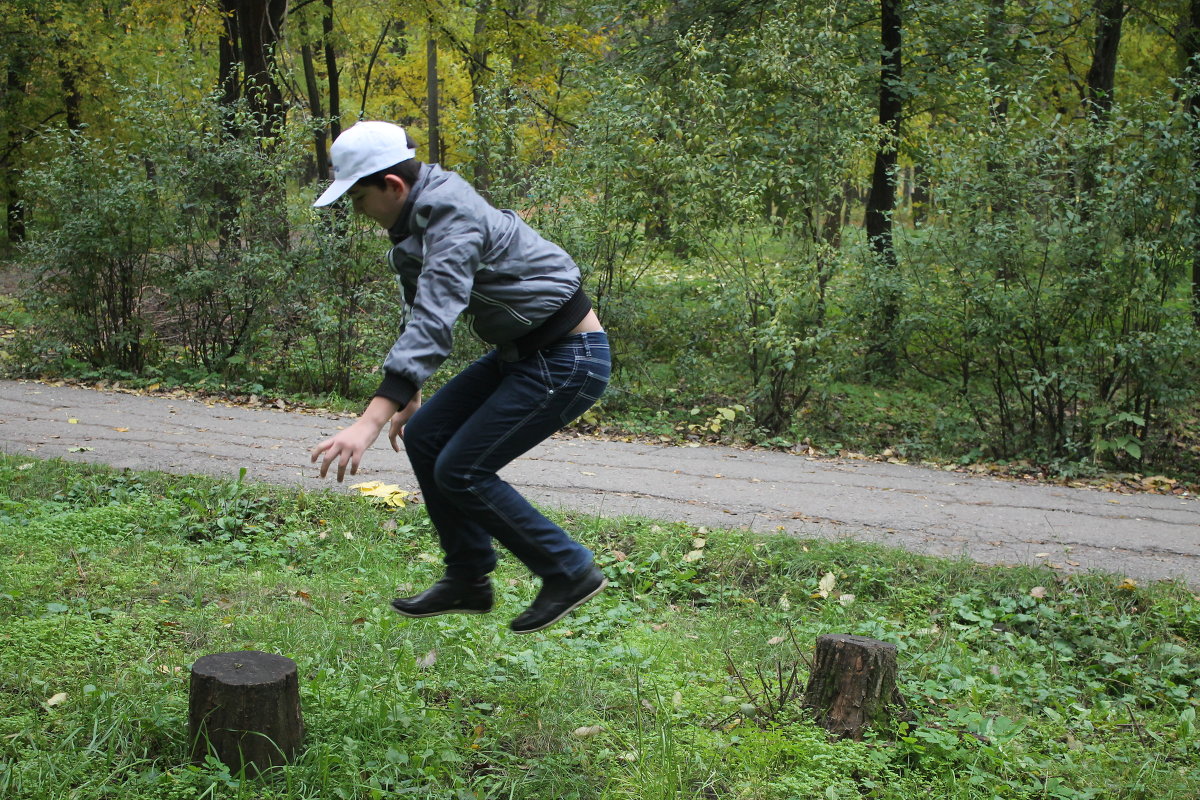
[903,88,1200,468]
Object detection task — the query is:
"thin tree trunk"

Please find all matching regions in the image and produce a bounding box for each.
[1078,0,1126,241]
[301,41,329,180]
[985,0,1011,223]
[864,0,903,378]
[3,54,30,245]
[1184,0,1200,326]
[470,0,492,195]
[57,54,83,132]
[217,0,242,253]
[427,17,441,164]
[360,20,393,117]
[323,0,341,139]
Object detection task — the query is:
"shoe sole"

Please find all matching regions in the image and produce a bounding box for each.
[390,602,492,619]
[510,577,609,634]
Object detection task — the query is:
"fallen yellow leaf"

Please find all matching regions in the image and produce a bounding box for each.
[46,692,67,707]
[349,481,410,508]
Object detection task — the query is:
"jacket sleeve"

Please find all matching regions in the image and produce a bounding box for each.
[374,199,484,407]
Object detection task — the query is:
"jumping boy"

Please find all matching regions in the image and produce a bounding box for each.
[310,121,610,634]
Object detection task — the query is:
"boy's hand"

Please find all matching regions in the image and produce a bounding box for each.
[387,391,422,452]
[310,395,401,482]
[310,421,380,482]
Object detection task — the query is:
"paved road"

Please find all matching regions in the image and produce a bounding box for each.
[2,379,1197,585]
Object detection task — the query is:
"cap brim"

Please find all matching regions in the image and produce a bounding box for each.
[313,178,356,207]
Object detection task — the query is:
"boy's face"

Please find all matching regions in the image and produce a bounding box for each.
[347,174,409,229]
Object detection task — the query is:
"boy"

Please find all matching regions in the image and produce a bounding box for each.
[310,121,610,634]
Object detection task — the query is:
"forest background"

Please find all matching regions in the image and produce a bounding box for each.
[2,0,1200,483]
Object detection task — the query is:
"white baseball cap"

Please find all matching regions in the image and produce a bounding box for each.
[313,121,417,207]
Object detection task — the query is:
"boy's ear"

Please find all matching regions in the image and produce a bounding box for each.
[383,174,408,193]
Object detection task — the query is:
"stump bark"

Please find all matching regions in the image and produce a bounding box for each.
[189,651,305,774]
[803,634,905,740]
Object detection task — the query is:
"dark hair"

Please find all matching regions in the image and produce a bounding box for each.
[353,130,422,190]
[354,159,422,190]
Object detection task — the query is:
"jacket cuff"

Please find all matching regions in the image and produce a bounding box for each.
[374,372,418,409]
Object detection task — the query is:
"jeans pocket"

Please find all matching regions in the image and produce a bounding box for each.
[558,368,609,425]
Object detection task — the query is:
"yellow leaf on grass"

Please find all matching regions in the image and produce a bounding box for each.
[682,549,704,562]
[817,572,836,598]
[46,692,67,707]
[349,481,410,508]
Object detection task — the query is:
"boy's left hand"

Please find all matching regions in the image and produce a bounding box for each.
[387,391,422,451]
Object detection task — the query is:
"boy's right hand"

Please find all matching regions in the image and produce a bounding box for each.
[310,395,401,482]
[310,421,381,482]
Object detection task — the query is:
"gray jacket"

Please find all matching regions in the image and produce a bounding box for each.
[376,163,584,407]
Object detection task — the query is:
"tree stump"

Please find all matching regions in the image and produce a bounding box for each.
[803,634,905,740]
[189,651,305,774]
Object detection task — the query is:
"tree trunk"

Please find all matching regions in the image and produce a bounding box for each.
[1077,0,1126,245]
[189,651,305,775]
[469,0,492,196]
[57,53,83,132]
[1084,0,1126,124]
[1184,0,1200,326]
[863,0,903,378]
[360,20,394,117]
[216,0,243,253]
[427,16,441,164]
[803,634,906,740]
[301,40,329,181]
[984,0,1011,232]
[236,0,288,141]
[323,0,341,140]
[2,53,30,246]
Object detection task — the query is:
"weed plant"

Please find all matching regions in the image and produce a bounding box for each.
[1,455,1196,799]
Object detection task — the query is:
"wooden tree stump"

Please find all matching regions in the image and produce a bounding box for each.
[803,634,905,740]
[189,651,305,774]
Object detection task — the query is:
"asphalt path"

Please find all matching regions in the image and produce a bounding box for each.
[2,379,1197,586]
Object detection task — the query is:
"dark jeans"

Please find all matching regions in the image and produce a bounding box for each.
[403,331,610,580]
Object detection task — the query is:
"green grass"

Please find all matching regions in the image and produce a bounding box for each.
[1,455,1198,799]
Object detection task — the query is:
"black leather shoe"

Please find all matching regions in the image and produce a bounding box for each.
[391,576,493,618]
[510,566,607,634]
